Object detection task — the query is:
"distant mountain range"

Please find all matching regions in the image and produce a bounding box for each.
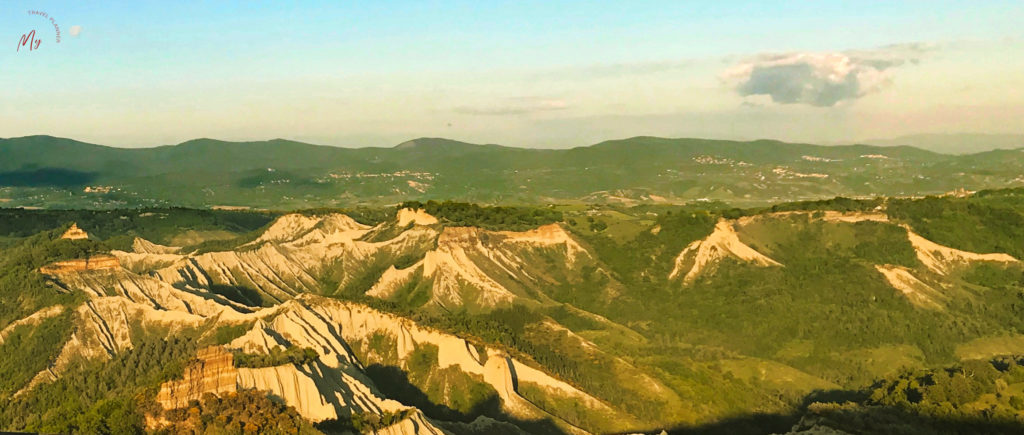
[3,135,1024,209]
[864,133,1024,155]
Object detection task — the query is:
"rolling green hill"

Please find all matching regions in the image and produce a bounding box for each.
[3,135,1023,209]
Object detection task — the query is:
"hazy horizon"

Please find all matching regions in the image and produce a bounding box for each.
[6,131,1024,152]
[3,1,1024,149]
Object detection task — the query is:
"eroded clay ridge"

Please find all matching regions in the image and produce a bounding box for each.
[874,265,948,310]
[32,246,601,434]
[114,209,589,312]
[902,226,1017,275]
[367,221,591,310]
[670,219,781,283]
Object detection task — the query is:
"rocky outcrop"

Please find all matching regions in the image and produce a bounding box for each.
[228,319,289,353]
[367,226,515,310]
[39,255,120,274]
[223,318,452,433]
[47,267,251,319]
[132,237,181,254]
[156,346,238,410]
[874,265,947,310]
[148,213,384,304]
[670,220,781,283]
[246,213,370,247]
[18,296,205,397]
[272,296,604,432]
[119,212,590,313]
[113,238,183,271]
[396,208,439,226]
[494,223,587,264]
[60,223,89,240]
[902,226,1017,275]
[369,223,593,311]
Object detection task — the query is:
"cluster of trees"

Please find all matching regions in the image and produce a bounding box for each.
[570,208,717,289]
[0,208,276,247]
[0,334,198,434]
[232,346,319,369]
[562,203,1024,390]
[314,409,411,434]
[764,196,884,214]
[0,312,74,397]
[0,226,108,397]
[0,226,110,323]
[790,356,1024,434]
[159,390,319,435]
[869,357,1024,415]
[399,201,563,230]
[294,206,392,226]
[888,192,1024,259]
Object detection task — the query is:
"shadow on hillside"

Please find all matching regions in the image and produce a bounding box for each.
[209,283,266,307]
[625,389,1024,435]
[650,409,1024,435]
[0,168,98,187]
[362,364,566,435]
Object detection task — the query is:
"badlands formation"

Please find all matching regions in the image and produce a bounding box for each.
[18,207,1020,433]
[28,209,606,434]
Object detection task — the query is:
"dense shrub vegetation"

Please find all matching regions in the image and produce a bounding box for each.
[399,200,563,230]
[792,356,1024,434]
[0,312,74,397]
[0,208,277,247]
[889,189,1024,259]
[159,390,320,435]
[232,346,319,368]
[0,226,104,376]
[0,334,199,434]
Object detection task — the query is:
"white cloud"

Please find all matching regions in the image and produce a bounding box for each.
[723,43,933,107]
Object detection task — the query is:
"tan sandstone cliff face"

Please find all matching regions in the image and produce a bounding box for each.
[60,223,89,240]
[39,255,120,274]
[156,346,238,410]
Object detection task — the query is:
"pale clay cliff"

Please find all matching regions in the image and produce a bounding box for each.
[26,210,606,434]
[17,208,1024,433]
[669,219,782,283]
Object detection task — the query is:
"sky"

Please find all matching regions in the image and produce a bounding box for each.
[1,1,1023,148]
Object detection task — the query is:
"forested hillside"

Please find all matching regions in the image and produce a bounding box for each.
[4,135,1024,209]
[2,191,1024,433]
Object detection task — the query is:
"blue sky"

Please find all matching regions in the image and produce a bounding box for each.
[2,1,1023,147]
